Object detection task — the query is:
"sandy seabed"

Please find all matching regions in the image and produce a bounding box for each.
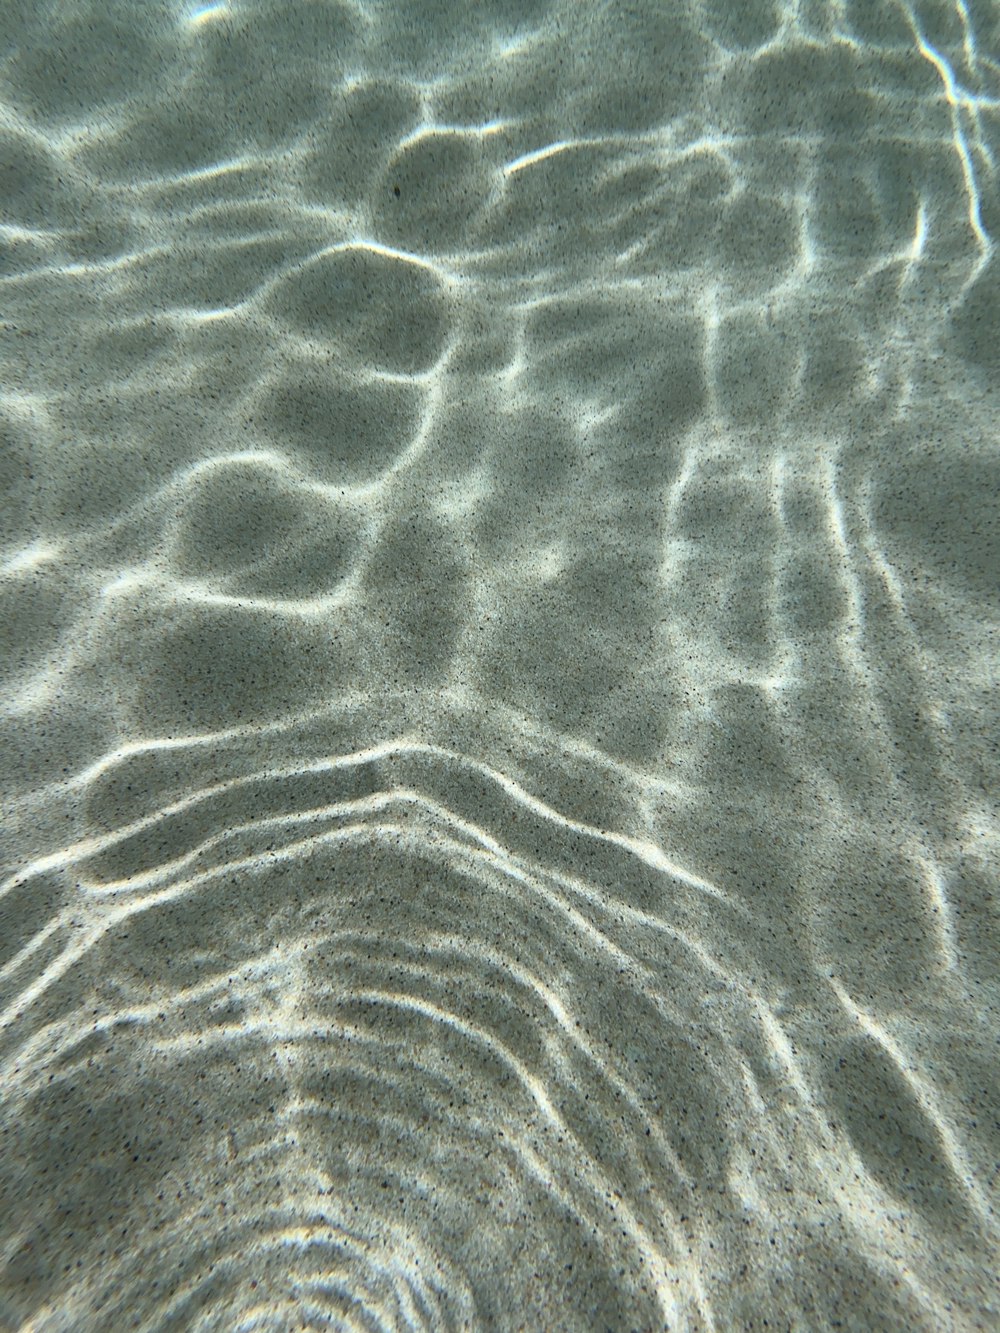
[1,1,998,1329]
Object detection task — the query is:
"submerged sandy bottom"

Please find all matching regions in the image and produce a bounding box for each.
[1,1,998,1328]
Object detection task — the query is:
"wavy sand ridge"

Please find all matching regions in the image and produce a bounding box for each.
[1,0,998,1327]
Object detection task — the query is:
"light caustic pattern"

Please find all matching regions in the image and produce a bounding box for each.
[1,0,998,1329]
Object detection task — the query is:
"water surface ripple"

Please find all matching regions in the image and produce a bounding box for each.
[1,0,998,1328]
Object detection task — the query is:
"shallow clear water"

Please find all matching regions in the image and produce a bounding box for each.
[1,1,998,1328]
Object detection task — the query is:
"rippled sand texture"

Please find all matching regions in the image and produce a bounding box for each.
[2,0,999,1328]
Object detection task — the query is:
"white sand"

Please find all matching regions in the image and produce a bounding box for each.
[1,1,998,1328]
